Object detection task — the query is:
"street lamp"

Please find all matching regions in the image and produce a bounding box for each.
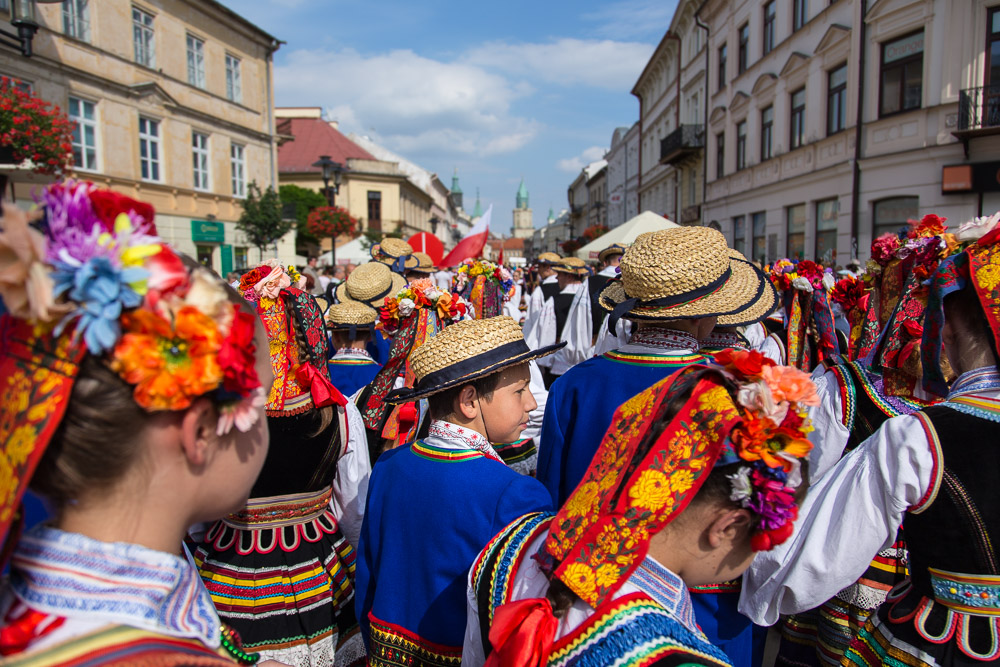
[1,0,46,57]
[430,216,440,236]
[311,154,344,206]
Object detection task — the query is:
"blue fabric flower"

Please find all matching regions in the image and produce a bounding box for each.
[53,257,147,354]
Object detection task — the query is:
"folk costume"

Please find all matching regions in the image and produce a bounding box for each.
[523,252,562,342]
[535,228,775,667]
[741,220,1000,667]
[544,257,594,380]
[196,262,369,667]
[326,301,383,398]
[336,263,406,369]
[0,182,266,665]
[588,243,627,336]
[355,317,562,665]
[767,260,843,373]
[464,358,817,667]
[370,238,418,275]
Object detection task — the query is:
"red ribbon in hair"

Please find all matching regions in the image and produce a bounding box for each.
[484,598,559,667]
[295,363,347,408]
[0,607,65,656]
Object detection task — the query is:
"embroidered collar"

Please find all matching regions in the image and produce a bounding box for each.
[427,420,503,464]
[628,327,699,352]
[9,526,221,648]
[699,331,749,351]
[629,556,698,634]
[333,347,374,361]
[949,366,1000,398]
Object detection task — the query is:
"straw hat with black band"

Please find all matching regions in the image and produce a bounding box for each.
[599,227,767,333]
[386,316,565,403]
[534,251,562,266]
[335,262,406,308]
[371,237,419,273]
[408,251,436,275]
[552,256,590,277]
[598,243,628,264]
[325,300,378,340]
[716,253,779,327]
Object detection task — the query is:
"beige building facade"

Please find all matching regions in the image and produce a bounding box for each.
[701,0,991,264]
[2,0,291,274]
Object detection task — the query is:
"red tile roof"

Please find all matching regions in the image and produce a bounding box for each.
[487,237,526,250]
[277,117,375,173]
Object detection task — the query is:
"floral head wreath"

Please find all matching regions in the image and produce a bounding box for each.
[536,350,817,610]
[0,181,264,545]
[765,259,840,370]
[452,259,514,319]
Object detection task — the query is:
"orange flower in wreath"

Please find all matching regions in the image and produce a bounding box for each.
[111,306,224,411]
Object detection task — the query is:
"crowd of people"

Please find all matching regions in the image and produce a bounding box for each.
[0,181,996,667]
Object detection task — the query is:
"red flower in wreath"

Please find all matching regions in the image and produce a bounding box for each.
[218,307,261,395]
[714,348,774,379]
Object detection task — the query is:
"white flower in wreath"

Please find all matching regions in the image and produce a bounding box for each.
[821,272,836,292]
[956,212,1000,243]
[397,298,415,318]
[791,276,813,292]
[727,467,753,505]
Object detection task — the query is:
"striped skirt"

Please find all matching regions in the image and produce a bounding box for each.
[195,488,365,667]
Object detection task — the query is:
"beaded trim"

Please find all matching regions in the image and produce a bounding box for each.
[628,327,699,351]
[930,568,1000,615]
[224,487,332,529]
[220,625,259,664]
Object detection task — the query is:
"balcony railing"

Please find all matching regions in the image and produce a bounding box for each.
[957,85,1000,132]
[660,125,704,165]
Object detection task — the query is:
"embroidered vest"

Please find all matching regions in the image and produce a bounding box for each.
[552,293,575,341]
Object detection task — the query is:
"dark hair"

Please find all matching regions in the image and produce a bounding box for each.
[330,328,372,349]
[426,371,503,420]
[944,281,1000,371]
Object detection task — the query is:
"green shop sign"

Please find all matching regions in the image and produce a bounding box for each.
[191,220,225,243]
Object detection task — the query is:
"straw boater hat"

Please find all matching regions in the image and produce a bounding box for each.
[370,237,418,272]
[408,251,436,274]
[325,300,378,338]
[599,227,766,327]
[335,262,406,308]
[535,251,562,266]
[552,256,589,277]
[598,243,628,264]
[716,251,778,327]
[386,316,565,403]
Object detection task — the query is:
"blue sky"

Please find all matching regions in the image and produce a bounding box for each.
[227,0,678,234]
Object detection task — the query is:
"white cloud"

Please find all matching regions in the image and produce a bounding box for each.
[581,0,680,41]
[465,38,655,92]
[275,47,539,157]
[557,146,607,173]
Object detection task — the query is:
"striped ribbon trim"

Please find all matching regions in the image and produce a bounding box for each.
[603,351,706,367]
[225,487,333,529]
[410,441,485,463]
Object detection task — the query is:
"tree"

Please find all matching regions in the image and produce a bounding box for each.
[236,181,293,259]
[359,223,404,251]
[279,184,328,246]
[306,206,357,266]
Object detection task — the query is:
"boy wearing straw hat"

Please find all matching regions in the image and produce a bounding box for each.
[354,316,561,664]
[590,243,628,337]
[537,257,594,386]
[370,237,418,275]
[536,226,773,667]
[325,301,383,398]
[336,262,405,367]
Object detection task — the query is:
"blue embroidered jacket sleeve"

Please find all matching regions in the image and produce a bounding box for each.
[535,384,568,506]
[492,474,554,533]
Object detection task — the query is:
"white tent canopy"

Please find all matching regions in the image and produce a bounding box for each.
[318,237,372,265]
[575,211,680,260]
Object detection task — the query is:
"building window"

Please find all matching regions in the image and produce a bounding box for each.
[62,0,90,42]
[873,196,918,239]
[186,34,206,89]
[752,212,766,263]
[738,23,749,74]
[1,75,31,93]
[716,132,725,179]
[786,204,806,260]
[815,198,838,264]
[367,191,382,231]
[760,105,774,160]
[192,132,209,191]
[717,43,727,90]
[790,87,806,149]
[230,143,245,197]
[827,63,848,135]
[138,116,160,182]
[987,7,1000,87]
[793,0,808,32]
[763,1,776,55]
[234,247,248,270]
[879,30,923,117]
[733,215,746,255]
[225,54,242,103]
[132,7,154,68]
[736,120,747,170]
[68,96,97,171]
[196,244,214,268]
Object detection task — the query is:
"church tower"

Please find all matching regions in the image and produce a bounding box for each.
[450,168,464,211]
[512,178,533,239]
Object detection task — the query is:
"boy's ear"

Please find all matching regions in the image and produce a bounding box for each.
[457,384,479,420]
